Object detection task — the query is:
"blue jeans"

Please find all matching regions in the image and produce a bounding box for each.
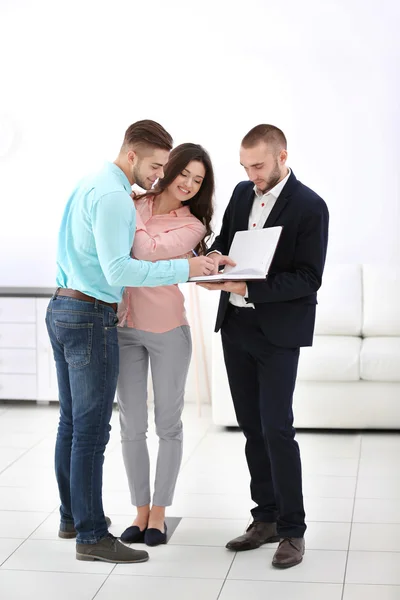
[46,295,119,544]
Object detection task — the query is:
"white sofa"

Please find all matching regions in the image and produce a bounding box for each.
[212,264,400,429]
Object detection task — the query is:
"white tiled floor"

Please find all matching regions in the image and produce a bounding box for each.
[1,403,400,599]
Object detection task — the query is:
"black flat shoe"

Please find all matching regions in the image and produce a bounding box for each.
[145,523,167,546]
[120,525,146,543]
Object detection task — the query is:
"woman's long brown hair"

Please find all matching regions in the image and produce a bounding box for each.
[137,143,214,255]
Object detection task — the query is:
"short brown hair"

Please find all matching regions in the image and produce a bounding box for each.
[241,124,287,151]
[122,119,173,153]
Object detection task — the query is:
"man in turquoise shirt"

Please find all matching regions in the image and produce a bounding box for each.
[56,147,191,302]
[46,120,215,564]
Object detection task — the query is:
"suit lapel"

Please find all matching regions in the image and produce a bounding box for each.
[236,183,255,232]
[263,171,297,228]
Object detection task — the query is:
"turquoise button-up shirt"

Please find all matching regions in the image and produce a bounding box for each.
[56,162,189,303]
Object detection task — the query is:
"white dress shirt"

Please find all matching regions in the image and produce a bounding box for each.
[229,168,291,308]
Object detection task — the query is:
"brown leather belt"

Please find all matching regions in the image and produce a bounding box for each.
[55,288,117,313]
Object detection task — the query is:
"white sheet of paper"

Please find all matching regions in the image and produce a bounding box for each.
[189,226,283,282]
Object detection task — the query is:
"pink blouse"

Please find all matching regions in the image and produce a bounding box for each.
[118,196,206,333]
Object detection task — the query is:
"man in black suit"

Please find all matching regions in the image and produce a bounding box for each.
[199,125,329,569]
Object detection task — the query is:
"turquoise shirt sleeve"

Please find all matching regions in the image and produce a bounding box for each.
[92,191,189,287]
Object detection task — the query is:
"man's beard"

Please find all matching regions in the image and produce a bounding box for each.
[258,161,281,194]
[132,164,148,190]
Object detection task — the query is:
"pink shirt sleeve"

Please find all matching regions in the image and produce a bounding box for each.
[133,219,206,260]
[135,210,147,232]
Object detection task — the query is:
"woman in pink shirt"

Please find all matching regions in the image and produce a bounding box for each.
[117,143,214,546]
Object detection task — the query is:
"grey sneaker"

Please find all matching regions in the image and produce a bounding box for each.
[76,534,149,563]
[59,516,112,539]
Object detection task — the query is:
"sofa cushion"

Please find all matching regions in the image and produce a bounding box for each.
[314,264,362,336]
[298,336,361,381]
[360,337,400,381]
[362,264,400,336]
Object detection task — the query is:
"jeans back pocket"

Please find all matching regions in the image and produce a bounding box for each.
[55,321,94,368]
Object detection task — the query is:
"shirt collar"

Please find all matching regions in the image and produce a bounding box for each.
[171,205,192,217]
[106,162,132,194]
[254,167,291,199]
[148,197,192,217]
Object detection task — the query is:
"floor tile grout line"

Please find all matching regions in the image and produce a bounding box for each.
[0,567,114,576]
[215,579,227,599]
[0,538,28,569]
[25,511,63,542]
[90,563,118,600]
[225,578,400,586]
[216,551,238,599]
[5,535,400,553]
[0,429,58,477]
[227,577,349,584]
[178,423,217,473]
[340,433,363,600]
[0,567,224,579]
[4,564,400,586]
[6,535,400,553]
[0,506,59,514]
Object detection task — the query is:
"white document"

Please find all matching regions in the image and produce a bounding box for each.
[189,226,283,282]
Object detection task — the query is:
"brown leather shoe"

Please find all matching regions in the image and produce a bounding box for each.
[272,537,305,568]
[226,521,279,551]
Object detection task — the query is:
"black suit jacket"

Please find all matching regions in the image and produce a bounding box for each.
[208,171,329,348]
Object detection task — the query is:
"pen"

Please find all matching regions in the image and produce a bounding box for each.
[191,249,198,256]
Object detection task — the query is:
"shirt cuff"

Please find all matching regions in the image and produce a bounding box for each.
[206,250,222,256]
[175,258,190,283]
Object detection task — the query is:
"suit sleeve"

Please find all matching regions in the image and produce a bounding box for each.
[246,199,329,303]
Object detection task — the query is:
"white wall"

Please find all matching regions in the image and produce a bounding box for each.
[1,0,399,401]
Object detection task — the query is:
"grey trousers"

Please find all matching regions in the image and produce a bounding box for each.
[117,325,192,507]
